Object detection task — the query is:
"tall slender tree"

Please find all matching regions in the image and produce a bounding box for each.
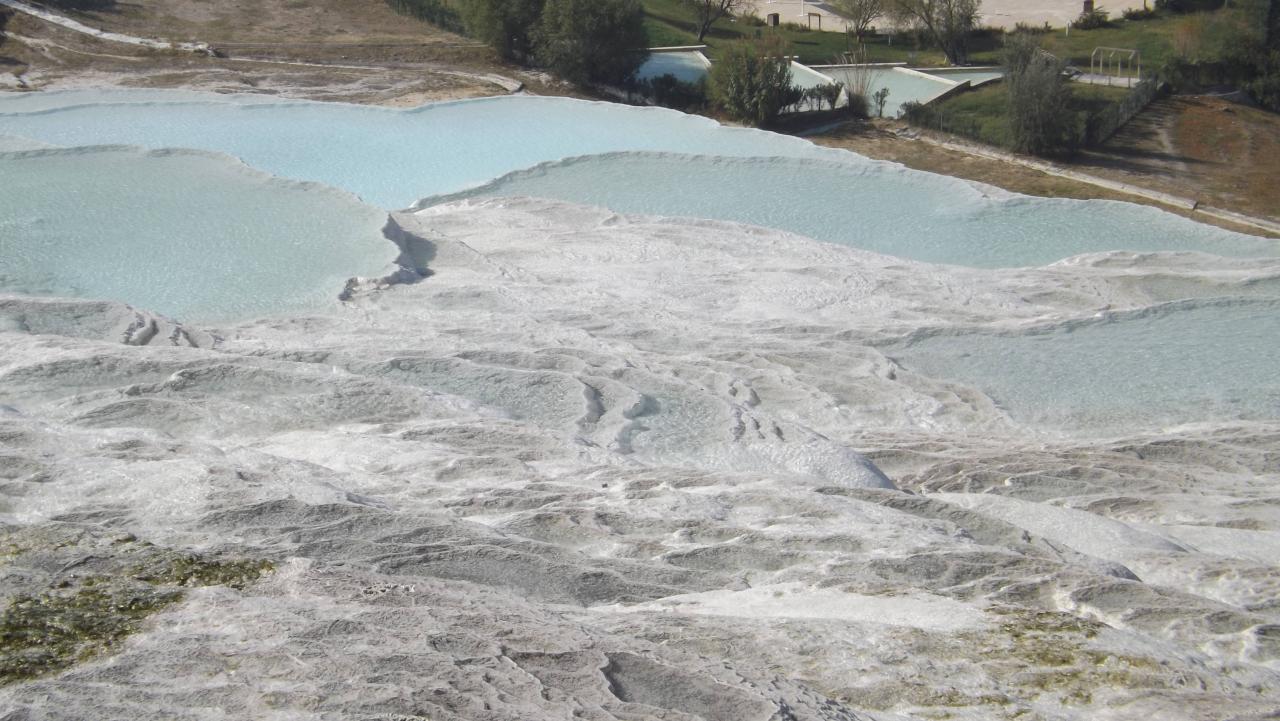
[686,0,744,43]
[830,0,884,46]
[889,0,980,65]
[534,0,648,85]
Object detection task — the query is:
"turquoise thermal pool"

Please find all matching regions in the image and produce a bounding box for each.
[0,146,391,322]
[815,66,958,117]
[0,92,828,209]
[637,51,711,84]
[0,89,1277,435]
[422,152,1279,268]
[2,91,1272,269]
[881,298,1280,430]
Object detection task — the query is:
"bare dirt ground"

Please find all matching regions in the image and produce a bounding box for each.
[1073,95,1280,225]
[811,107,1280,238]
[0,0,579,103]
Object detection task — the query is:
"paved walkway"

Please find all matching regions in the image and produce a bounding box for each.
[1073,73,1142,88]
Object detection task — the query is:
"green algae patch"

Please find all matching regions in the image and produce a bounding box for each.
[978,607,1177,709]
[0,525,275,686]
[128,552,275,590]
[0,584,183,684]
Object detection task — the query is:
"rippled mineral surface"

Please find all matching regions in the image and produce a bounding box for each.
[1,91,1278,721]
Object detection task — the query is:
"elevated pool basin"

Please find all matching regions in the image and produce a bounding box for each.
[420,152,1280,268]
[881,298,1280,431]
[0,89,1276,437]
[637,50,712,84]
[3,91,1270,272]
[813,65,959,117]
[0,145,392,322]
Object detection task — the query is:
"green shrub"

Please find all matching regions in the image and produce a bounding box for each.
[808,82,844,111]
[385,0,464,33]
[870,86,889,117]
[1013,21,1053,34]
[1154,0,1223,13]
[1073,7,1112,29]
[637,73,709,110]
[1003,33,1081,155]
[1247,50,1280,111]
[709,35,803,126]
[848,89,871,117]
[1121,5,1158,20]
[533,0,648,85]
[462,0,544,59]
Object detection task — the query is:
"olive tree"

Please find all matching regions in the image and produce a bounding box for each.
[1003,33,1078,155]
[830,0,884,45]
[686,0,745,43]
[889,0,980,65]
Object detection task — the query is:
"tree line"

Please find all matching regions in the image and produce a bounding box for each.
[463,0,649,86]
[710,0,981,65]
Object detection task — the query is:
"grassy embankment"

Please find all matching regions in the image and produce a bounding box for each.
[920,12,1190,147]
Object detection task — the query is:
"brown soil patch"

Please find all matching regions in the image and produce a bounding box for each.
[0,0,585,103]
[46,0,473,45]
[813,121,1139,203]
[1071,95,1280,224]
[811,115,1279,239]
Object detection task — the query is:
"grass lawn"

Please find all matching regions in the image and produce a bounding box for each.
[1037,13,1182,69]
[925,80,1132,147]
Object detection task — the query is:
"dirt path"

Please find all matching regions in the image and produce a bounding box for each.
[811,119,1280,238]
[1072,95,1280,225]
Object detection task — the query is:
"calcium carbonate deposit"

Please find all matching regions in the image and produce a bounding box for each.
[0,90,1278,721]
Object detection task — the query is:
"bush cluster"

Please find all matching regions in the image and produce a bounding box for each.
[531,0,647,85]
[708,36,804,125]
[1158,0,1280,110]
[1073,7,1111,29]
[1013,21,1053,34]
[634,74,709,111]
[1154,0,1223,13]
[1003,33,1080,155]
[1121,5,1158,20]
[387,0,464,33]
[392,0,647,86]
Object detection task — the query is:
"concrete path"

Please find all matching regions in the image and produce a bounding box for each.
[1073,73,1142,88]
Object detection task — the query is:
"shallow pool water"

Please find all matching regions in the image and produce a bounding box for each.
[2,91,1271,271]
[816,66,957,117]
[423,152,1280,268]
[637,52,710,84]
[881,298,1280,430]
[0,146,392,322]
[0,92,831,209]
